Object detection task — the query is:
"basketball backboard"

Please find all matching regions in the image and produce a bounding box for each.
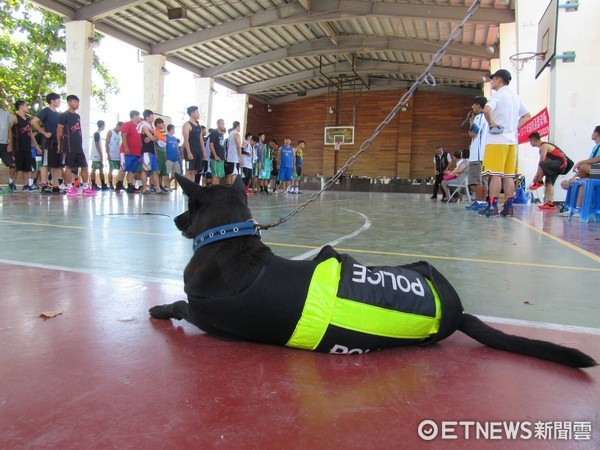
[324,126,354,145]
[536,0,559,79]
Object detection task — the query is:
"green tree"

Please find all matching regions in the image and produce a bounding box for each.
[0,0,119,112]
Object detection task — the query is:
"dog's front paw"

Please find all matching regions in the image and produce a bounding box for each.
[149,304,173,320]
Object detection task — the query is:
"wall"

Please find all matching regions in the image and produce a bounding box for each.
[246,90,473,179]
[513,0,600,200]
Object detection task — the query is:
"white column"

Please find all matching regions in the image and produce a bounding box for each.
[227,93,249,135]
[194,77,214,128]
[143,54,166,115]
[65,21,94,155]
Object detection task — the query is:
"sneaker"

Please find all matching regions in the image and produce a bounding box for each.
[82,187,96,196]
[29,184,39,191]
[101,184,110,191]
[109,185,115,191]
[51,187,62,194]
[560,208,571,217]
[66,186,80,196]
[440,197,449,203]
[92,184,101,191]
[465,201,481,210]
[539,202,556,210]
[430,195,437,200]
[8,183,16,193]
[160,186,170,193]
[529,179,544,191]
[58,183,68,191]
[500,204,514,217]
[156,190,168,195]
[22,185,31,192]
[125,185,141,194]
[297,189,303,194]
[479,205,499,217]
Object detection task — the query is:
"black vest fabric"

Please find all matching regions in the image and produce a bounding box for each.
[187,248,464,353]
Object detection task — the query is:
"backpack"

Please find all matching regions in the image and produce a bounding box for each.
[546,142,574,175]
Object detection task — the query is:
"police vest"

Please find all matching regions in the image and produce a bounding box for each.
[186,248,464,353]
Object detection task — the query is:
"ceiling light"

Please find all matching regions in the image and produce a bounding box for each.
[161,66,170,75]
[247,103,253,109]
[487,45,496,54]
[267,105,272,113]
[167,7,187,21]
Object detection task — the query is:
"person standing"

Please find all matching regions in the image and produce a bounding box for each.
[182,106,204,183]
[31,93,62,194]
[137,110,162,194]
[479,69,530,217]
[432,146,451,200]
[225,121,242,185]
[209,119,226,185]
[241,132,254,194]
[0,108,16,194]
[104,121,122,190]
[90,120,108,190]
[115,110,142,194]
[56,95,95,196]
[277,137,295,194]
[465,96,489,210]
[291,139,305,194]
[9,101,36,191]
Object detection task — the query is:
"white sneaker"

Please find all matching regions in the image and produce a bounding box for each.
[58,183,68,191]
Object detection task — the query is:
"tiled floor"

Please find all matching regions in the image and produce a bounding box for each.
[1,188,598,448]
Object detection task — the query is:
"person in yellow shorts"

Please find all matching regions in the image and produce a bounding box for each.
[480,69,530,217]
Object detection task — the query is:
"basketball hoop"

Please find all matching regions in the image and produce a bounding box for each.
[333,141,342,151]
[509,52,545,73]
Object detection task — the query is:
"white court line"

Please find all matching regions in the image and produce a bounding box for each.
[2,259,598,336]
[476,315,600,336]
[0,258,183,287]
[291,208,372,260]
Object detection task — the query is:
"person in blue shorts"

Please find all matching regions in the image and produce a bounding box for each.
[277,137,295,194]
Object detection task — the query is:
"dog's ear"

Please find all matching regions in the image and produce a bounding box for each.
[231,175,247,201]
[175,173,203,199]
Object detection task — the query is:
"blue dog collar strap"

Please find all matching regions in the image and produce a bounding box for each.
[193,221,261,251]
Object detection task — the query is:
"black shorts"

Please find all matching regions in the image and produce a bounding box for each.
[15,150,34,172]
[0,143,15,167]
[224,161,239,176]
[65,151,88,169]
[295,167,302,177]
[42,138,63,168]
[242,167,252,185]
[540,159,564,185]
[192,151,204,171]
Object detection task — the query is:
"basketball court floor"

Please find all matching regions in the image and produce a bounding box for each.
[1,188,598,448]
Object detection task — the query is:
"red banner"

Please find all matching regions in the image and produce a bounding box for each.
[518,108,550,144]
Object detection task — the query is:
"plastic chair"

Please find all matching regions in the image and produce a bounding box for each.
[568,179,587,221]
[579,179,600,223]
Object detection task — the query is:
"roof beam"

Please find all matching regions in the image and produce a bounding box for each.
[240,59,485,95]
[268,79,481,105]
[30,0,75,18]
[204,36,492,78]
[151,0,513,55]
[94,22,151,53]
[75,0,147,21]
[152,1,308,55]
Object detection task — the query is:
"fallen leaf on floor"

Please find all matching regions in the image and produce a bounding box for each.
[523,301,534,305]
[40,311,62,318]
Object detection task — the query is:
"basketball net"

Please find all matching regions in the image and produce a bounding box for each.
[334,141,342,151]
[509,52,545,73]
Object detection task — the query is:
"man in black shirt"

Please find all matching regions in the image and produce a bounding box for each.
[432,146,451,200]
[31,93,62,193]
[57,95,95,196]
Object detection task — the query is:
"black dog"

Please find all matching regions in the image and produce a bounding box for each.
[149,174,596,368]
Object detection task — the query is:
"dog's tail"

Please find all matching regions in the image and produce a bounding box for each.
[459,314,597,368]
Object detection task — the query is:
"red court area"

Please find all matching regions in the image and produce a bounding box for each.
[1,263,598,449]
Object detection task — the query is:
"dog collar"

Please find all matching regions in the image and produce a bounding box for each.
[193,221,261,252]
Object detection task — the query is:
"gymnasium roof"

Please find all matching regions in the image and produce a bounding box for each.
[32,0,514,103]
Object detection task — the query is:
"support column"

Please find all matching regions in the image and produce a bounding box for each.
[65,21,94,155]
[194,77,214,128]
[227,93,249,134]
[143,54,166,115]
[397,94,413,178]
